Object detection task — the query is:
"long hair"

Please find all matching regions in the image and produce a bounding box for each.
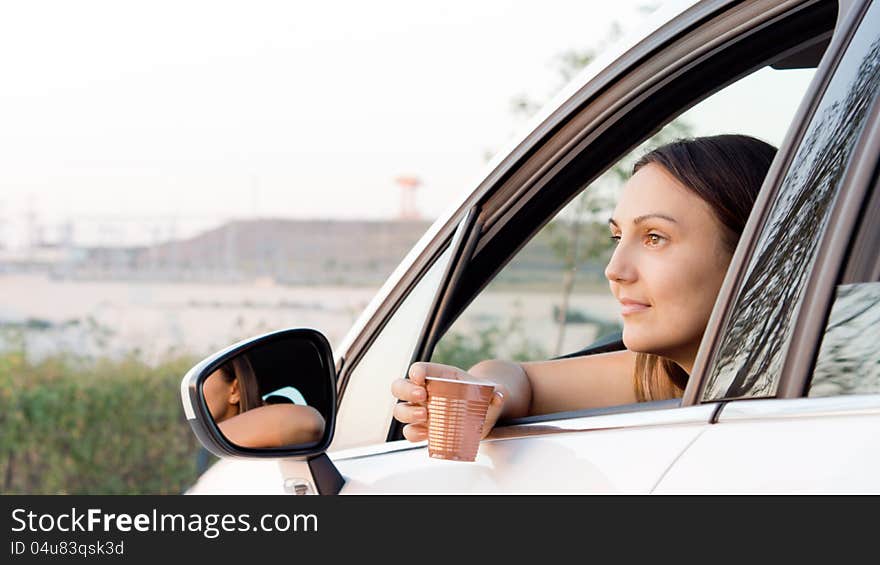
[629,134,777,401]
[217,355,263,412]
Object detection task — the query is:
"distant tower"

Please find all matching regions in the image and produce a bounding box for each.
[25,195,39,263]
[59,220,75,279]
[394,176,421,220]
[0,198,5,250]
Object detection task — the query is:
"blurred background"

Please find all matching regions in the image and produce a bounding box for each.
[0,0,815,493]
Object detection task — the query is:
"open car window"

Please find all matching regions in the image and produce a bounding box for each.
[434,63,820,367]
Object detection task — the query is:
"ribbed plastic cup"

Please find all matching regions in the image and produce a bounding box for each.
[424,376,495,462]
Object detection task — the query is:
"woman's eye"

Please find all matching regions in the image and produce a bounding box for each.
[609,235,621,244]
[645,233,665,247]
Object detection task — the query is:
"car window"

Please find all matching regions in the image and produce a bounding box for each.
[702,0,880,401]
[433,61,819,377]
[331,244,453,450]
[262,385,308,405]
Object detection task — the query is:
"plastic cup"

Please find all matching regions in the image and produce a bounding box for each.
[424,376,495,462]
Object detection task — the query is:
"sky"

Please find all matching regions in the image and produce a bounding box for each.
[0,0,814,247]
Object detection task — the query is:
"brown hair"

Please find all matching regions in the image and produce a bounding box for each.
[629,134,777,401]
[217,355,263,413]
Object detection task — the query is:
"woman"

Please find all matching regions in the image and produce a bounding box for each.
[391,134,777,442]
[203,356,325,448]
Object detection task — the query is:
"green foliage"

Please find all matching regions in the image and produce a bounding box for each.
[0,340,202,494]
[431,331,497,371]
[545,214,617,268]
[432,314,548,370]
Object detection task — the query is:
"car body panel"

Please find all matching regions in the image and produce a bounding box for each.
[332,405,718,494]
[186,458,287,495]
[186,404,719,494]
[654,396,880,493]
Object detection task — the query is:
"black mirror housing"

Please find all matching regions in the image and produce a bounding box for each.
[180,328,337,459]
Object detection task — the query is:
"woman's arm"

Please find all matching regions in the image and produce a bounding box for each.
[469,350,639,419]
[392,349,638,442]
[218,404,326,448]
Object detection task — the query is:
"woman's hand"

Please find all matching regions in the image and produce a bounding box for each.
[391,361,505,443]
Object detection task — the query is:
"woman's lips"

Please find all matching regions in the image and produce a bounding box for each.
[619,299,651,316]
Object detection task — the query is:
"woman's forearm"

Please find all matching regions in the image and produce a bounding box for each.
[277,405,325,445]
[467,359,533,420]
[218,404,325,448]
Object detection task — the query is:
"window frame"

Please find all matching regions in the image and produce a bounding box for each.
[335,222,461,404]
[839,173,880,285]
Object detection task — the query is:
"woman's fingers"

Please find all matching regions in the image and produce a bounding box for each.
[392,361,468,403]
[407,361,467,384]
[481,390,505,439]
[402,423,428,442]
[395,386,504,443]
[392,402,427,424]
[391,378,427,403]
[395,361,503,443]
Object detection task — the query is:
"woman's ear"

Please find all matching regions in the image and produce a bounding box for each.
[228,377,241,406]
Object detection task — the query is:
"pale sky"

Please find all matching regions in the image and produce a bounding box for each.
[0,1,814,247]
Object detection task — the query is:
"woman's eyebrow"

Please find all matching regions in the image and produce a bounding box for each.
[608,213,678,226]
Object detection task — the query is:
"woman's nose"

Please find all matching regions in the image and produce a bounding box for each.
[605,244,636,284]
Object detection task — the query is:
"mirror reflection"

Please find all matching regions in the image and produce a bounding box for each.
[202,337,329,449]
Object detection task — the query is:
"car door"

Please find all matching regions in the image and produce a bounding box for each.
[654,0,880,492]
[324,0,847,493]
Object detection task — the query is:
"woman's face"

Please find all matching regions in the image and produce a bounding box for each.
[203,369,239,422]
[605,163,733,371]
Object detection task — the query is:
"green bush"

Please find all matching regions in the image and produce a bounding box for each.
[432,316,548,370]
[0,347,202,494]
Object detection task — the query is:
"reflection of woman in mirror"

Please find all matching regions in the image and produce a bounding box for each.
[204,356,325,448]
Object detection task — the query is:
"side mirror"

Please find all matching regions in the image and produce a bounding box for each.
[180,328,337,459]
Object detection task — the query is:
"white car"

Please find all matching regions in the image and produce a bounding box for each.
[182,0,880,494]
